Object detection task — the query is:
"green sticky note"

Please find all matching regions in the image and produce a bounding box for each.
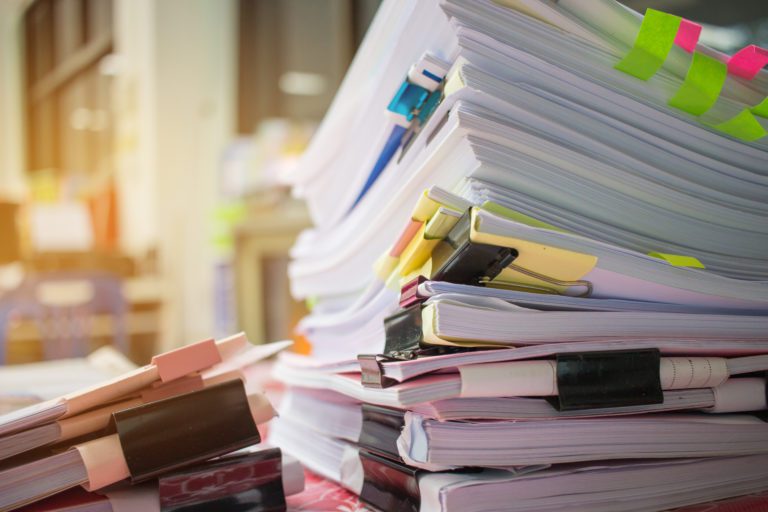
[615,9,681,80]
[751,97,768,118]
[711,109,767,141]
[480,201,568,233]
[648,252,705,268]
[668,52,727,116]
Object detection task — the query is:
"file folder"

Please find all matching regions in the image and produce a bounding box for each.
[0,380,271,511]
[158,447,287,512]
[0,334,246,437]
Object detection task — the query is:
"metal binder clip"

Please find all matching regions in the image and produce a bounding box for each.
[360,338,483,389]
[397,81,445,162]
[390,54,450,162]
[359,354,398,389]
[479,262,594,297]
[359,450,421,512]
[358,404,407,461]
[433,208,594,297]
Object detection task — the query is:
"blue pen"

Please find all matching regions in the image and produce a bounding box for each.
[349,54,450,211]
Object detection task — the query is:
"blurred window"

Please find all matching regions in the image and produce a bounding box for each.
[236,0,380,133]
[23,0,114,177]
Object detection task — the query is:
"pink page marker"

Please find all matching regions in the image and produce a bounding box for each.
[151,338,221,382]
[674,19,701,53]
[728,45,768,80]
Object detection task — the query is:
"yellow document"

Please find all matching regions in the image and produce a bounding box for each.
[469,209,597,293]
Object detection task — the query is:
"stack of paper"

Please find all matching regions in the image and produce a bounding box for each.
[0,346,139,414]
[270,0,768,510]
[0,336,302,511]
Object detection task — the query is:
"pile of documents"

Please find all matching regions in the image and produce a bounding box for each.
[0,335,302,512]
[269,0,768,510]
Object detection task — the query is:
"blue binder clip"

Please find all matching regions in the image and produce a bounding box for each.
[350,54,450,211]
[388,82,430,120]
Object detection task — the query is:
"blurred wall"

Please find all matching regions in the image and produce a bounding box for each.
[114,0,236,349]
[0,0,27,201]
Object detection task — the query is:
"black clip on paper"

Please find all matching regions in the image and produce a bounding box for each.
[554,349,663,411]
[432,208,593,297]
[361,301,492,389]
[114,380,262,482]
[382,302,479,358]
[383,304,424,358]
[358,404,407,462]
[430,209,517,286]
[757,372,768,423]
[359,450,420,512]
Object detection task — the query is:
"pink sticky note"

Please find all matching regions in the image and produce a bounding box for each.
[728,45,768,80]
[151,338,222,382]
[673,19,701,53]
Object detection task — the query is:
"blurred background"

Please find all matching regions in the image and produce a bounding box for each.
[0,0,765,370]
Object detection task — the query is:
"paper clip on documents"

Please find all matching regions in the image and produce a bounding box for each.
[431,208,594,297]
[350,54,450,210]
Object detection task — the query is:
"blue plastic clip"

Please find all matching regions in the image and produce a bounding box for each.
[387,82,430,120]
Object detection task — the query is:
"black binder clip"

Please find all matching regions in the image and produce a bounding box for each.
[358,404,407,461]
[360,300,492,388]
[431,209,516,286]
[360,305,476,389]
[552,348,663,411]
[756,372,768,423]
[383,304,425,358]
[432,208,593,296]
[359,450,421,512]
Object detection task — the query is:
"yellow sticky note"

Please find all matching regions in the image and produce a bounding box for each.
[399,258,433,290]
[374,254,399,281]
[648,252,705,268]
[470,211,597,293]
[421,303,502,347]
[425,209,462,239]
[411,190,442,222]
[443,67,466,98]
[401,239,441,276]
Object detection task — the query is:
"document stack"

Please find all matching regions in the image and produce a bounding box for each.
[269,0,768,510]
[0,335,303,512]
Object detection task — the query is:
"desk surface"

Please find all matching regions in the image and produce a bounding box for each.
[286,470,372,511]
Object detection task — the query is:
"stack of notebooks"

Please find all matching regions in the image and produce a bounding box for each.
[0,335,303,512]
[270,0,768,511]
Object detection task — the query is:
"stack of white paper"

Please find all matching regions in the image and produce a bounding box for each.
[270,0,768,510]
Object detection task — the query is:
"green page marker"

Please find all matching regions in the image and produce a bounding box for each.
[668,52,727,116]
[615,9,681,80]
